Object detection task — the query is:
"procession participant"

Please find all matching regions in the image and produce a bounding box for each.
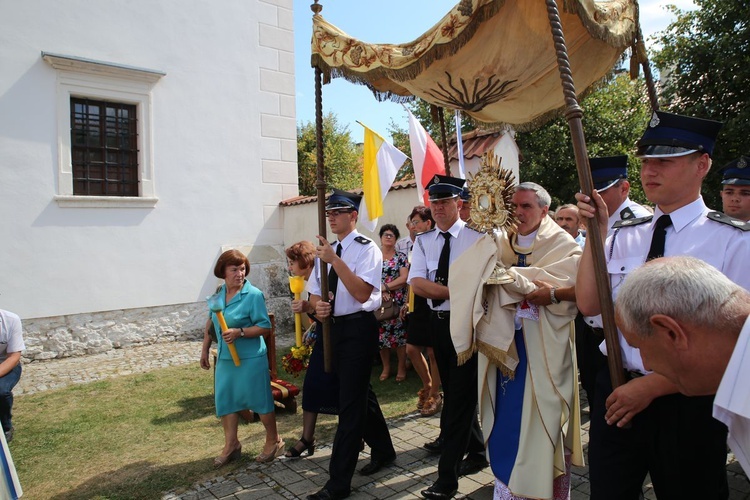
[615,256,750,475]
[451,182,583,499]
[0,309,24,444]
[578,155,651,403]
[719,155,750,221]
[554,204,585,247]
[458,187,471,222]
[576,111,750,500]
[306,189,395,500]
[409,175,486,500]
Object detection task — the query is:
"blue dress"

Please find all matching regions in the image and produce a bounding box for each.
[210,280,274,417]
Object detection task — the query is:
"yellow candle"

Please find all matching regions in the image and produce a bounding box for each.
[289,276,306,347]
[216,311,241,367]
[408,286,415,313]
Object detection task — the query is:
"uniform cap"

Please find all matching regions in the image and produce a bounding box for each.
[636,111,722,158]
[325,189,361,211]
[426,174,465,202]
[721,156,750,185]
[590,155,628,192]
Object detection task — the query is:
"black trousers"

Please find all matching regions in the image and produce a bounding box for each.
[325,312,395,495]
[575,318,607,405]
[588,364,729,500]
[431,312,485,490]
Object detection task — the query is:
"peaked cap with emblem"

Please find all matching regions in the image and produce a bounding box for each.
[426,174,465,201]
[326,189,361,211]
[589,155,628,192]
[459,186,471,201]
[636,111,723,158]
[721,156,750,186]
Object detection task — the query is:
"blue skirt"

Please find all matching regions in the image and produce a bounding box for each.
[215,356,274,417]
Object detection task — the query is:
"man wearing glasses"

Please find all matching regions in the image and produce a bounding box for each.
[306,189,395,500]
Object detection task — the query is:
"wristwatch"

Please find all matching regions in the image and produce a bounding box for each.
[239,327,245,337]
[550,287,559,305]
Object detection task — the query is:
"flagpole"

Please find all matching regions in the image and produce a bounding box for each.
[312,1,333,374]
[545,0,626,391]
[437,107,451,176]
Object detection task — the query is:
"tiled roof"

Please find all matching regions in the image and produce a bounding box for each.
[279,178,417,206]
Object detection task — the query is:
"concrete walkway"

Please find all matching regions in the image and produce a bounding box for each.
[18,341,750,499]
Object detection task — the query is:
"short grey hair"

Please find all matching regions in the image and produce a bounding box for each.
[516,182,551,208]
[556,203,579,214]
[615,256,750,338]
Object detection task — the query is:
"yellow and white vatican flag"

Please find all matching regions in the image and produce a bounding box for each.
[357,122,408,232]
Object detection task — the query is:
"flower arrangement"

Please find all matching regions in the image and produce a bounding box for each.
[281,344,312,377]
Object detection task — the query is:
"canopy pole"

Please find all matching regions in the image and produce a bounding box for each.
[634,32,660,111]
[437,107,452,176]
[545,0,626,389]
[312,2,333,373]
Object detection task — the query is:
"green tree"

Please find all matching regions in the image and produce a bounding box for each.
[297,112,361,195]
[516,73,652,208]
[652,0,750,209]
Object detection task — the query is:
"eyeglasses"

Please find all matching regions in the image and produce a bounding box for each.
[382,233,395,238]
[326,210,353,217]
[409,219,424,227]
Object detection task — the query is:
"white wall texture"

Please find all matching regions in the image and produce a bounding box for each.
[0,0,298,358]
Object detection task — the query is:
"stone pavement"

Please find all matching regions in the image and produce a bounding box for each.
[17,341,750,499]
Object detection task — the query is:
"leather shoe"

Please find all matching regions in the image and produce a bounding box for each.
[306,488,349,500]
[423,436,445,455]
[359,453,396,475]
[458,456,488,476]
[421,484,458,499]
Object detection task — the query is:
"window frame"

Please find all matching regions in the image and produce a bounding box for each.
[43,52,165,208]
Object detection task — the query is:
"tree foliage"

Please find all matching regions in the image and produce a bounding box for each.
[297,112,361,196]
[652,0,750,209]
[516,73,652,208]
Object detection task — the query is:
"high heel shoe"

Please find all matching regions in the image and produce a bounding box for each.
[284,436,315,459]
[255,439,285,463]
[213,447,242,468]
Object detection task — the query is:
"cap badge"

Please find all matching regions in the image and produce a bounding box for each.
[738,157,748,169]
[649,112,660,128]
[433,175,440,184]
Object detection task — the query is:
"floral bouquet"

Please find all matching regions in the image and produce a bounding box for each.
[281,343,312,377]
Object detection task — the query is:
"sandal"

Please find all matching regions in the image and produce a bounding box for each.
[284,437,315,459]
[421,393,444,417]
[256,439,285,463]
[213,447,242,468]
[417,388,429,410]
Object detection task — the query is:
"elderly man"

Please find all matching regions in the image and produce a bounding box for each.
[409,175,486,500]
[306,189,395,500]
[554,204,585,247]
[451,182,583,500]
[720,155,750,222]
[576,111,750,500]
[615,256,750,476]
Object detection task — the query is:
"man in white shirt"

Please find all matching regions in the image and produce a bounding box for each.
[615,255,750,476]
[0,310,24,443]
[576,111,750,499]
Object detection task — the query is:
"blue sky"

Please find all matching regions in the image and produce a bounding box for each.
[293,0,696,142]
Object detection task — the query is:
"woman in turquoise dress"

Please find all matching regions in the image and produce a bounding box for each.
[200,249,284,467]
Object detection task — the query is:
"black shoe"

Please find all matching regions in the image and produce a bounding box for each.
[421,484,458,499]
[4,427,13,443]
[307,488,349,500]
[359,453,396,475]
[458,456,488,476]
[423,436,445,455]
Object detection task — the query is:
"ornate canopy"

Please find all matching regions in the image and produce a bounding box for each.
[311,0,638,127]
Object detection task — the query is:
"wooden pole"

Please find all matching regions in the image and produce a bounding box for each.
[437,107,452,177]
[545,0,626,389]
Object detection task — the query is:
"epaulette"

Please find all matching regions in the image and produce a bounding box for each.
[417,228,436,235]
[613,215,653,229]
[707,211,750,231]
[354,235,371,244]
[619,207,636,221]
[464,224,482,234]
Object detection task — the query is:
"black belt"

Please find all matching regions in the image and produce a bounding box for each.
[585,324,605,340]
[430,310,450,320]
[627,370,645,380]
[331,311,370,323]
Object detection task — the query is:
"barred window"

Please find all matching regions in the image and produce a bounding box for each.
[71,98,139,196]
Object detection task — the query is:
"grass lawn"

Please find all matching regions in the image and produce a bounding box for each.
[11,353,424,499]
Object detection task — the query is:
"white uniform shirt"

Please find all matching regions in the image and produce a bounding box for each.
[407,218,483,311]
[714,316,750,476]
[603,197,750,372]
[0,310,25,363]
[395,237,412,257]
[584,198,653,329]
[308,230,382,315]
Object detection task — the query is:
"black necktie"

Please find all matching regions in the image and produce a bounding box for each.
[432,232,451,307]
[328,243,342,314]
[647,215,673,261]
